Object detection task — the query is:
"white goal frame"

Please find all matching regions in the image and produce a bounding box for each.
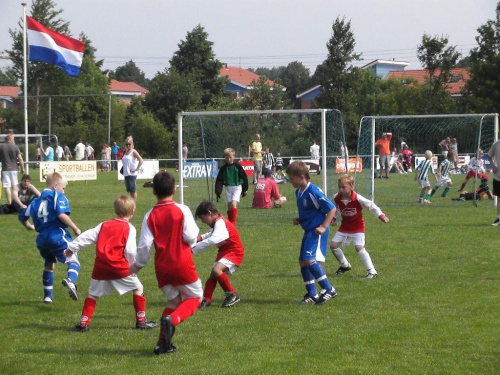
[177,109,340,204]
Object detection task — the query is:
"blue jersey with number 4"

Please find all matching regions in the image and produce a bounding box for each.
[20,189,71,232]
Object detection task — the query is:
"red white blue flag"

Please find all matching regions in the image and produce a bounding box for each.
[27,16,85,77]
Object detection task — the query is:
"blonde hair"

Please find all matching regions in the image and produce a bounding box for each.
[46,172,65,188]
[223,148,235,157]
[125,136,134,147]
[114,195,136,217]
[286,161,310,180]
[338,174,354,186]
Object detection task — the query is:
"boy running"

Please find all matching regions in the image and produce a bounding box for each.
[415,151,437,204]
[286,161,337,305]
[430,150,455,198]
[64,195,157,332]
[131,171,202,355]
[215,148,249,225]
[330,174,389,279]
[19,172,81,303]
[193,201,245,308]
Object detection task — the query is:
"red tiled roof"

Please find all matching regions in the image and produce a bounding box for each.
[0,86,21,98]
[109,79,148,96]
[219,66,276,87]
[386,68,469,95]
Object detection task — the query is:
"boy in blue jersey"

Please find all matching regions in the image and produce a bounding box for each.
[415,151,437,204]
[286,161,337,305]
[19,172,81,304]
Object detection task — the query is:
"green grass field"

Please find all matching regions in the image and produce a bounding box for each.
[0,170,498,375]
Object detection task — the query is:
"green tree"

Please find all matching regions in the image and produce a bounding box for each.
[278,61,312,106]
[313,16,362,145]
[461,2,500,112]
[128,111,171,158]
[239,75,292,110]
[170,25,227,106]
[109,60,149,89]
[417,34,460,91]
[0,67,18,86]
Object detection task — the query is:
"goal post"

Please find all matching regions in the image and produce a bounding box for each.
[177,109,346,223]
[355,113,499,207]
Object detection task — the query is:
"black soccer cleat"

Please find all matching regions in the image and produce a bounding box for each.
[334,265,352,276]
[153,343,176,355]
[72,324,90,332]
[221,292,240,307]
[300,293,318,304]
[154,315,176,355]
[199,298,212,309]
[315,288,338,305]
[136,320,158,329]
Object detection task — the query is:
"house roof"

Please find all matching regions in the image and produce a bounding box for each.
[296,85,322,99]
[0,86,21,99]
[361,59,410,69]
[219,66,276,87]
[109,79,148,96]
[386,68,470,95]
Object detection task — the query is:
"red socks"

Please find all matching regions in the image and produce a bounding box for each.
[216,273,235,293]
[80,297,97,326]
[168,298,200,326]
[227,208,238,224]
[204,278,217,301]
[133,294,146,323]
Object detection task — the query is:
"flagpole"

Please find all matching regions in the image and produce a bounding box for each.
[22,3,29,174]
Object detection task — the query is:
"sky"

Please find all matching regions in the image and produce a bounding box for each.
[0,0,497,79]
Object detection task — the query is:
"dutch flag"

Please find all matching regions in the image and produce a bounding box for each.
[27,16,85,77]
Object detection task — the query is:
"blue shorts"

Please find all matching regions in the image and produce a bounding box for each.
[299,228,330,262]
[125,175,137,193]
[36,228,73,266]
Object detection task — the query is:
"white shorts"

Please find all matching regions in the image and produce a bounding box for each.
[435,176,451,187]
[331,231,365,247]
[225,185,242,203]
[418,179,431,188]
[88,275,143,297]
[1,171,19,188]
[215,257,238,275]
[161,279,203,301]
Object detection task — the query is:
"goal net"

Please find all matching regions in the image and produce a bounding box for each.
[178,109,346,225]
[355,114,498,207]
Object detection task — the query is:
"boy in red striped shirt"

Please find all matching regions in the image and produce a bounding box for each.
[64,195,157,332]
[193,201,245,309]
[330,174,389,279]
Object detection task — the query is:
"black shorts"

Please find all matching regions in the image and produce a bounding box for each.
[493,179,500,197]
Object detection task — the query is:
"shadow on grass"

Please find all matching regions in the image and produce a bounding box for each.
[20,347,154,357]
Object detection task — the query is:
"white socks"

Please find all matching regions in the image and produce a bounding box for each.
[358,248,376,274]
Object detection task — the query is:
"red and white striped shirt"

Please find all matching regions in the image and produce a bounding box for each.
[333,191,384,234]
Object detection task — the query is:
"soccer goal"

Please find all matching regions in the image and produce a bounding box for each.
[177,109,346,224]
[355,114,499,207]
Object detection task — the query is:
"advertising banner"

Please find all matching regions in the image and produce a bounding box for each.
[39,161,97,181]
[117,160,159,181]
[335,157,363,173]
[182,161,219,179]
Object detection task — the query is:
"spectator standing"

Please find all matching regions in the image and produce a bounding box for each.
[262,146,274,172]
[111,142,120,171]
[450,137,459,171]
[310,140,320,160]
[488,140,500,226]
[0,134,25,204]
[375,132,392,179]
[121,136,144,203]
[439,137,451,158]
[84,142,94,160]
[55,144,64,161]
[63,144,72,161]
[35,145,41,168]
[42,142,54,162]
[250,133,263,184]
[182,143,188,162]
[74,139,85,161]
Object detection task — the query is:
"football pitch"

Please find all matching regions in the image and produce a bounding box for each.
[0,170,498,374]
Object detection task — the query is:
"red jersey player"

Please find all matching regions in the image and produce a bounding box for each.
[192,201,245,309]
[132,170,202,355]
[252,168,287,209]
[330,174,389,279]
[64,195,157,332]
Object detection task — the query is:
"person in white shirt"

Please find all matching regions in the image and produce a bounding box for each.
[56,145,64,161]
[310,140,320,160]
